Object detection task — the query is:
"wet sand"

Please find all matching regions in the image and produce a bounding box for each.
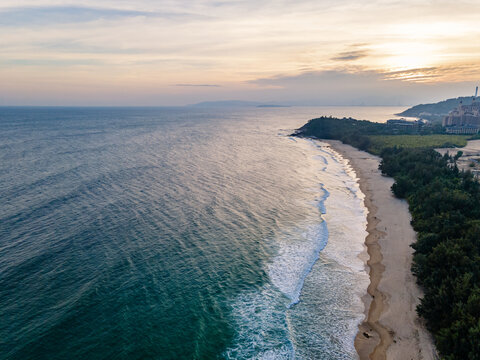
[326,140,437,360]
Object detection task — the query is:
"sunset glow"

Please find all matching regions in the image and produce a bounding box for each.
[1,0,480,105]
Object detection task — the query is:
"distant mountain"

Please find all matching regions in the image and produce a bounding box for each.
[397,96,476,122]
[187,100,290,108]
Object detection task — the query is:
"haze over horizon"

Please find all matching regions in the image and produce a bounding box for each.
[1,0,480,106]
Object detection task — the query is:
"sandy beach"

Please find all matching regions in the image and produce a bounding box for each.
[326,140,437,360]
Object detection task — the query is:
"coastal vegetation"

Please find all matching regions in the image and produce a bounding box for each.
[296,116,463,155]
[296,116,480,360]
[380,148,480,359]
[368,135,468,154]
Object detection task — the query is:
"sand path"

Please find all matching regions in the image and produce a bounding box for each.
[326,141,437,360]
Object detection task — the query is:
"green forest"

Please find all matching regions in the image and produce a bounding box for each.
[296,117,480,360]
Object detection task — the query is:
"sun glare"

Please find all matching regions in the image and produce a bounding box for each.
[378,42,438,71]
[366,41,445,82]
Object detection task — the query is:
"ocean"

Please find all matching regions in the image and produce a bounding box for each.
[0,106,405,359]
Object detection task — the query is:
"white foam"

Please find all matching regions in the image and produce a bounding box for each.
[225,138,369,359]
[268,221,328,306]
[224,285,295,359]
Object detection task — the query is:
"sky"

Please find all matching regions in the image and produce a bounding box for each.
[1,0,480,106]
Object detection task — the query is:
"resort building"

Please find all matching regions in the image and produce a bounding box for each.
[443,89,480,133]
[387,118,423,128]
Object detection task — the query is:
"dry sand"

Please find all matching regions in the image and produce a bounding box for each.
[326,140,438,360]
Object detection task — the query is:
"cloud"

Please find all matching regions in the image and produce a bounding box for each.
[0,58,102,66]
[249,69,478,105]
[384,67,440,82]
[1,0,480,106]
[1,66,477,106]
[0,6,198,26]
[332,50,369,61]
[384,64,480,82]
[173,84,221,87]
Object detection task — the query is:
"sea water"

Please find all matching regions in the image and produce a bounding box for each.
[0,106,402,359]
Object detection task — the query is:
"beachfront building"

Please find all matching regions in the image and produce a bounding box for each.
[443,95,480,134]
[387,118,422,127]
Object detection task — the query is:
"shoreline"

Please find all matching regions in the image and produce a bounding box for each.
[325,140,437,360]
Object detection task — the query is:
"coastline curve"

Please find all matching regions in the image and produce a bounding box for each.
[325,140,437,360]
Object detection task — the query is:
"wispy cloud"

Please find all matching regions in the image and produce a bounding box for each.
[332,50,369,61]
[173,84,221,87]
[0,6,200,26]
[384,67,440,82]
[1,0,480,105]
[384,64,480,82]
[247,69,478,105]
[0,58,102,66]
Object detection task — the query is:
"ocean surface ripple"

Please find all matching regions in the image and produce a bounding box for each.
[0,106,381,359]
